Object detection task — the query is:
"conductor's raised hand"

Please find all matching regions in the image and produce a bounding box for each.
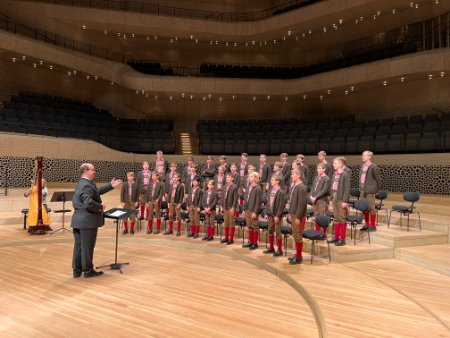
[111,178,123,188]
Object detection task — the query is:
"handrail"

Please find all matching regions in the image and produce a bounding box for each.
[0,14,445,80]
[0,15,129,63]
[17,0,323,22]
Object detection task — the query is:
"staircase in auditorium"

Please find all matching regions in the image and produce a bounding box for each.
[177,132,199,155]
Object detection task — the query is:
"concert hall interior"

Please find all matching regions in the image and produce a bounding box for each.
[0,0,449,337]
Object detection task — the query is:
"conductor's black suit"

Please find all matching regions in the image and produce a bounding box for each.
[71,177,113,274]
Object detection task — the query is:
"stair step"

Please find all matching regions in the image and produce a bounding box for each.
[302,240,394,263]
[396,244,450,276]
[370,225,448,248]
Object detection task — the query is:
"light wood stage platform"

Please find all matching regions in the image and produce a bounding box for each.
[0,186,449,337]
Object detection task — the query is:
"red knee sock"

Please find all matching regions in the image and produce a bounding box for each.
[130,222,135,231]
[339,223,347,240]
[334,222,339,239]
[230,226,235,240]
[370,214,376,228]
[177,221,181,233]
[253,230,259,244]
[189,225,194,234]
[364,212,370,225]
[169,221,173,232]
[315,223,320,231]
[196,225,200,234]
[269,235,274,250]
[156,218,161,231]
[224,226,229,240]
[277,238,282,252]
[124,221,128,231]
[148,220,153,231]
[296,242,303,259]
[145,205,149,219]
[140,205,145,218]
[247,230,253,244]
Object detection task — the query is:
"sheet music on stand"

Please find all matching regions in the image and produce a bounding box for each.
[108,210,127,218]
[98,208,139,274]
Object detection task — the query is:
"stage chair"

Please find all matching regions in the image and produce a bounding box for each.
[375,190,388,226]
[388,192,421,231]
[234,204,246,244]
[180,202,190,237]
[302,215,331,264]
[281,225,292,256]
[348,188,360,209]
[346,200,371,245]
[160,201,169,232]
[21,208,29,230]
[215,214,224,239]
[258,208,268,248]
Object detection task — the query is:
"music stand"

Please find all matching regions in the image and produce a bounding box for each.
[97,208,138,274]
[50,191,74,234]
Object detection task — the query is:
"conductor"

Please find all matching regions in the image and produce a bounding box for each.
[71,163,122,278]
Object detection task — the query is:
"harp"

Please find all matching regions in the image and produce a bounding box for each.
[27,156,51,234]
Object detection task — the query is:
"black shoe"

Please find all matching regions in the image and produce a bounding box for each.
[289,257,303,265]
[360,224,369,231]
[327,238,338,243]
[163,231,173,235]
[249,244,259,250]
[206,237,214,241]
[73,270,82,278]
[122,229,128,235]
[202,235,208,241]
[368,226,377,232]
[130,229,134,235]
[193,234,199,239]
[176,231,181,237]
[242,242,252,248]
[147,229,152,234]
[288,255,296,262]
[84,269,104,278]
[153,230,160,234]
[220,238,228,243]
[187,232,193,238]
[226,240,234,245]
[273,250,283,257]
[263,248,275,254]
[335,239,346,246]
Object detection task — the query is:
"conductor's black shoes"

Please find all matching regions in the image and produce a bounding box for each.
[73,270,82,278]
[84,270,104,278]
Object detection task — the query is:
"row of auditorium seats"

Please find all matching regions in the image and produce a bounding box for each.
[128,61,175,76]
[199,41,416,80]
[272,0,322,15]
[0,91,175,154]
[198,113,450,155]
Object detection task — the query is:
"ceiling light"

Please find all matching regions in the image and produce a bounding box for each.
[287,30,292,35]
[400,77,405,82]
[22,55,26,60]
[285,96,288,101]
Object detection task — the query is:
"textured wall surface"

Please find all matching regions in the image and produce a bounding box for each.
[1,134,449,194]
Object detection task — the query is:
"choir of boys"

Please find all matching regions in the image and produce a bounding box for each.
[119,150,381,264]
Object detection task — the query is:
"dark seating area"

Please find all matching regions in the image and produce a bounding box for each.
[0,91,175,154]
[128,61,175,76]
[198,112,450,155]
[272,0,322,16]
[199,40,417,80]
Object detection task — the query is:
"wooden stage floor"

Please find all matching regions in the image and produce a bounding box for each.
[0,186,449,338]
